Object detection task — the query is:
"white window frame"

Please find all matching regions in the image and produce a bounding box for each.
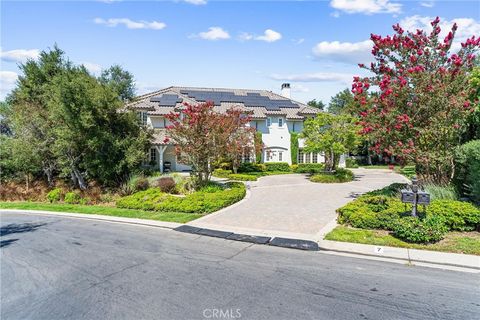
[313,153,318,163]
[305,153,311,164]
[298,150,304,164]
[150,148,157,163]
[278,118,284,127]
[279,151,283,162]
[266,117,272,127]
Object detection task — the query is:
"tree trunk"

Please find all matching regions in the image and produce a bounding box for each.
[366,141,372,165]
[71,166,87,190]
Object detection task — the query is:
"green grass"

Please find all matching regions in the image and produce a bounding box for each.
[0,202,201,223]
[325,226,480,255]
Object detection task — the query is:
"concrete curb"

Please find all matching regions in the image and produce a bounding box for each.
[0,209,182,230]
[317,239,480,270]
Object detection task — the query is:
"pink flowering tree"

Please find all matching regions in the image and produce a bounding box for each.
[165,102,253,187]
[353,17,479,183]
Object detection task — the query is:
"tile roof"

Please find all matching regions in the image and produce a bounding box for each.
[127,86,321,120]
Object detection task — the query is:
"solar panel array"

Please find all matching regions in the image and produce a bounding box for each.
[150,94,183,106]
[177,89,299,110]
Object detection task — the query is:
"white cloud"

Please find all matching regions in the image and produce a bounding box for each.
[1,48,40,63]
[82,62,102,74]
[94,18,166,30]
[330,0,402,15]
[255,29,282,42]
[420,1,434,8]
[183,0,207,4]
[196,27,230,40]
[400,15,480,51]
[294,38,305,45]
[238,29,282,43]
[312,40,372,64]
[270,72,353,84]
[0,71,18,99]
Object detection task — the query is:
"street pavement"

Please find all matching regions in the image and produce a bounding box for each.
[1,212,479,320]
[190,169,408,238]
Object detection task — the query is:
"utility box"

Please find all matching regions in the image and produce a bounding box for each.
[417,191,431,205]
[401,190,415,203]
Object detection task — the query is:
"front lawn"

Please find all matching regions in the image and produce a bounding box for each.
[0,202,201,223]
[325,226,480,255]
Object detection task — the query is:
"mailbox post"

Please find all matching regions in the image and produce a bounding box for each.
[400,176,430,217]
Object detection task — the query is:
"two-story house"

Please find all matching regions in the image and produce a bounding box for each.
[127,84,327,172]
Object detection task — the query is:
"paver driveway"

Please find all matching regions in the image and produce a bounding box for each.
[189,169,408,240]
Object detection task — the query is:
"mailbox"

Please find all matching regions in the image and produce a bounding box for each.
[401,189,415,203]
[417,191,431,205]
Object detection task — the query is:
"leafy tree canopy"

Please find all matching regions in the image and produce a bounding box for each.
[328,88,354,115]
[99,64,136,102]
[307,99,325,110]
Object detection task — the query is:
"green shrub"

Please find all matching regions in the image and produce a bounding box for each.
[155,182,246,213]
[290,164,298,172]
[238,163,265,173]
[427,199,480,231]
[295,163,325,173]
[454,140,480,204]
[346,158,359,168]
[212,169,233,178]
[392,215,448,243]
[364,183,407,197]
[264,162,291,172]
[335,168,354,181]
[135,177,150,191]
[46,188,62,203]
[255,131,263,164]
[64,192,82,204]
[116,188,168,211]
[310,168,354,183]
[116,182,246,214]
[228,174,257,181]
[337,195,407,230]
[218,162,232,170]
[423,184,458,201]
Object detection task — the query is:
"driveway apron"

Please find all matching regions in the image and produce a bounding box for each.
[188,169,408,239]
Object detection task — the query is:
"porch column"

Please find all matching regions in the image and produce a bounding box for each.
[155,145,167,173]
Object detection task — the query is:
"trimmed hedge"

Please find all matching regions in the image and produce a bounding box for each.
[238,163,266,173]
[290,133,299,165]
[116,182,246,214]
[228,174,258,181]
[295,163,325,173]
[264,162,291,172]
[336,183,480,243]
[454,140,480,204]
[212,169,233,178]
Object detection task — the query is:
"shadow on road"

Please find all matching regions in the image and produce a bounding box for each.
[0,222,47,237]
[0,239,19,248]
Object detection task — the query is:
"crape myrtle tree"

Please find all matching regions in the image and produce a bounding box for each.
[164,102,255,187]
[301,113,360,171]
[352,17,480,183]
[5,46,150,189]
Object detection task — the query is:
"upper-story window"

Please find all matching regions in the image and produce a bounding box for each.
[266,117,272,127]
[137,112,148,126]
[278,118,284,127]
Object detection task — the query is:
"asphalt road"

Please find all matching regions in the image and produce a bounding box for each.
[1,212,479,320]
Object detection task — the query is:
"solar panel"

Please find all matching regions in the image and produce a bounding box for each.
[173,89,299,110]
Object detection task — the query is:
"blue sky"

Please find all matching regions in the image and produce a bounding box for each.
[1,0,479,104]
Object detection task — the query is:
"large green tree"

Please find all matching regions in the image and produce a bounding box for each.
[307,99,325,110]
[301,113,360,171]
[328,88,354,115]
[6,46,150,189]
[99,65,136,102]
